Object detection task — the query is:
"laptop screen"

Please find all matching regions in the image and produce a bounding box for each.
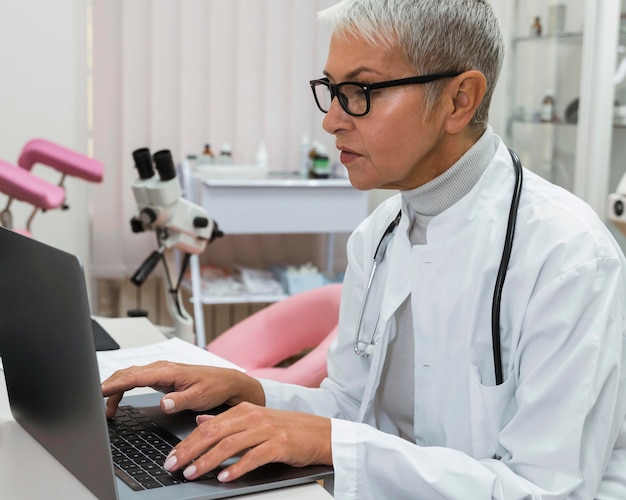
[0,228,118,499]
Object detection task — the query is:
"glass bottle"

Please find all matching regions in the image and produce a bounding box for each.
[217,143,233,165]
[198,143,215,166]
[531,16,542,36]
[541,93,556,123]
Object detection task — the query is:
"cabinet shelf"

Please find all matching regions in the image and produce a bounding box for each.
[189,290,288,305]
[510,117,626,128]
[513,31,583,44]
[509,118,576,126]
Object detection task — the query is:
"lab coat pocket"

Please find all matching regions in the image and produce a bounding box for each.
[468,365,516,460]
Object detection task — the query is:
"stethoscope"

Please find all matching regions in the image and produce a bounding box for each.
[353,149,523,386]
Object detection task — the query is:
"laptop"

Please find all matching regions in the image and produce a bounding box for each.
[0,227,333,500]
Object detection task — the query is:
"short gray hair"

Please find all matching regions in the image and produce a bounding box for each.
[318,0,504,130]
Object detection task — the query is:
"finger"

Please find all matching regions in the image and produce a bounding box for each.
[104,392,124,419]
[216,441,277,482]
[102,361,177,397]
[159,391,210,414]
[196,414,216,425]
[158,384,223,414]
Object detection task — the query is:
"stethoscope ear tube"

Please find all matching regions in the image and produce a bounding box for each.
[491,149,523,385]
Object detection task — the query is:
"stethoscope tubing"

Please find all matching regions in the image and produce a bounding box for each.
[491,149,523,385]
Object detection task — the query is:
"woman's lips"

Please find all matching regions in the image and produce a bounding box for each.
[339,148,361,164]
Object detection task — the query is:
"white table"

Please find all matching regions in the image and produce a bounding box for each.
[0,317,333,500]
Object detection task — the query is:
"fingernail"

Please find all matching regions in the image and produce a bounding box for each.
[164,454,177,471]
[183,465,197,479]
[196,414,215,425]
[218,470,230,482]
[163,398,175,412]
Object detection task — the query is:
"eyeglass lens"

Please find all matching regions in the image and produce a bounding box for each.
[314,82,368,116]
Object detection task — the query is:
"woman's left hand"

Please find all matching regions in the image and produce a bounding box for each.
[164,402,332,482]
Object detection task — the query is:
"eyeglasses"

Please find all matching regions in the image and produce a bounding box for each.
[309,71,461,117]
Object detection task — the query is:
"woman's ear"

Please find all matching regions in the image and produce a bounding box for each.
[444,70,487,134]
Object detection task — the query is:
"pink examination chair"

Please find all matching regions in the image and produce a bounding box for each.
[0,138,103,236]
[207,283,343,388]
[0,160,65,236]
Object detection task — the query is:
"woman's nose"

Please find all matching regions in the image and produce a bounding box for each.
[322,97,352,135]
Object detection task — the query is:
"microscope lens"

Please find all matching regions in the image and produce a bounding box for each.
[132,148,155,179]
[153,150,177,181]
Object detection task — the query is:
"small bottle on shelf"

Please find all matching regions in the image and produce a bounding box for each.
[530,16,542,36]
[540,92,556,123]
[255,140,268,169]
[299,133,311,177]
[308,142,330,178]
[217,143,233,165]
[198,143,215,166]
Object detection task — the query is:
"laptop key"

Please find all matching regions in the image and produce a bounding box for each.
[113,466,144,491]
[158,475,184,487]
[142,479,163,489]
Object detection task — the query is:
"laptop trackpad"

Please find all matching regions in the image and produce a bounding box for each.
[124,392,234,447]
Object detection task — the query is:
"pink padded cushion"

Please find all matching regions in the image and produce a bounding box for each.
[247,325,339,388]
[0,159,65,210]
[206,283,342,387]
[18,138,104,182]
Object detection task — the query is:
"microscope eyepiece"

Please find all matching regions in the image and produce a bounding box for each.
[132,148,155,179]
[153,150,177,181]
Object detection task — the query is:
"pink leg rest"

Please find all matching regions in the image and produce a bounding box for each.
[0,159,65,210]
[18,138,104,183]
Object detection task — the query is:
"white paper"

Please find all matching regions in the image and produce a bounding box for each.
[96,337,245,383]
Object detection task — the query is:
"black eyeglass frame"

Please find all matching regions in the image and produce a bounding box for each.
[309,71,461,117]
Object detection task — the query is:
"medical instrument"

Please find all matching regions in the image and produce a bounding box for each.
[608,169,626,238]
[129,148,223,342]
[353,149,524,386]
[0,138,103,237]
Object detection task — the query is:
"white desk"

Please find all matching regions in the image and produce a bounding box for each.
[0,317,333,500]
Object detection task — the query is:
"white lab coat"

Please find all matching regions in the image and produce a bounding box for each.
[262,140,626,499]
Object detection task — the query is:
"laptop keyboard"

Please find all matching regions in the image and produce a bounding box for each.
[108,405,217,491]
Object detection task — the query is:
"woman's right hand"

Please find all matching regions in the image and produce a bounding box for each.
[101,361,266,419]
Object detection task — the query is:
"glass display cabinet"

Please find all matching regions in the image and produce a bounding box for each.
[497,0,622,232]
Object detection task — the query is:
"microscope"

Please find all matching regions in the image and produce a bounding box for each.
[129,148,222,342]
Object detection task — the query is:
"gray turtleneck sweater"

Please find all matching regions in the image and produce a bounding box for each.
[376,126,497,441]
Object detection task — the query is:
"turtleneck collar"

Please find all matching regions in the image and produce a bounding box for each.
[401,126,496,217]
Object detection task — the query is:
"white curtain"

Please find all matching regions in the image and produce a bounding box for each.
[92,0,337,278]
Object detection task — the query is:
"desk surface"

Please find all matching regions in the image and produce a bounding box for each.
[0,317,333,500]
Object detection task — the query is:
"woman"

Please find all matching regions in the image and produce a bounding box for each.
[103,1,626,497]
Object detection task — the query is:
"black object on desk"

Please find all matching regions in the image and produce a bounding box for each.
[91,318,120,351]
